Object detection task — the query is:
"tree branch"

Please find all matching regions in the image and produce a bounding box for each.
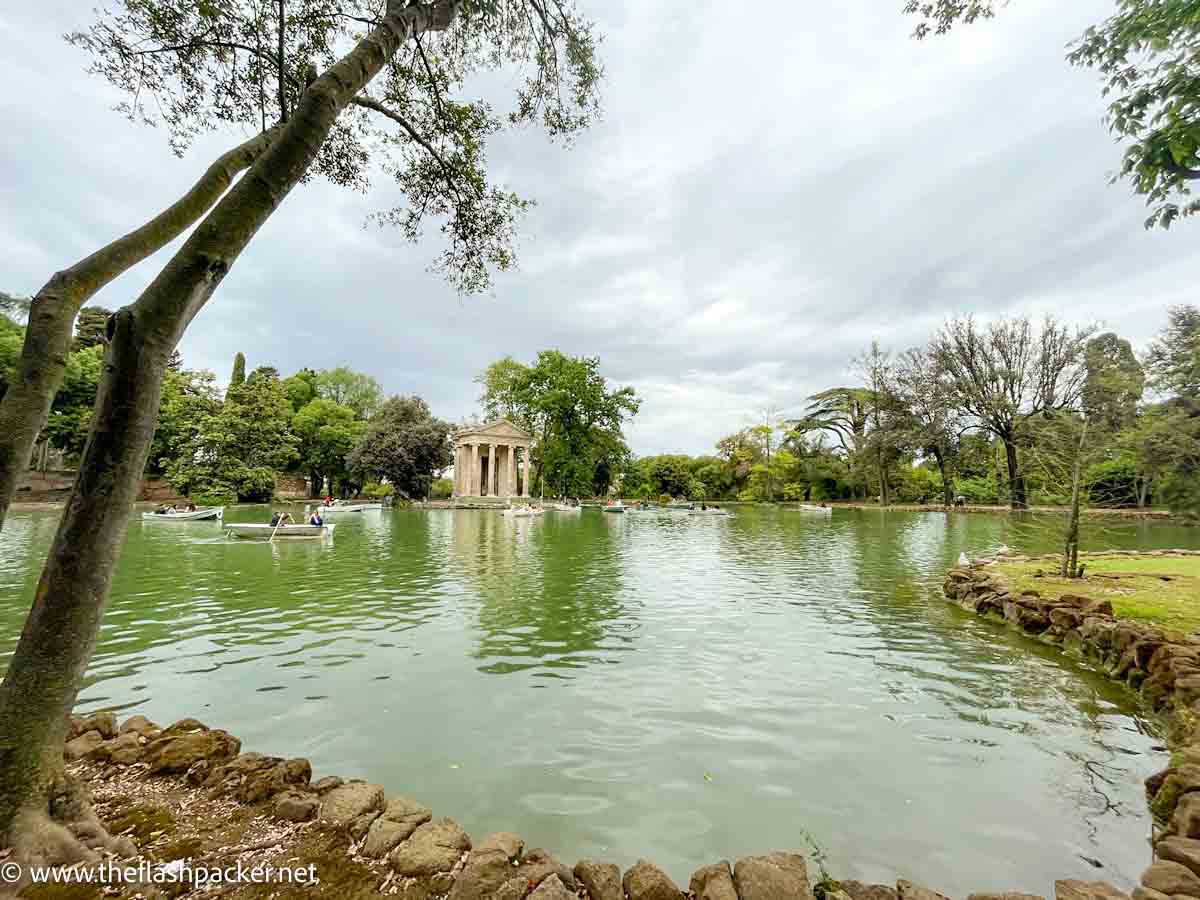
[350,94,476,200]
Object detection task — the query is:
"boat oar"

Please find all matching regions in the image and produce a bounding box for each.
[269,512,286,543]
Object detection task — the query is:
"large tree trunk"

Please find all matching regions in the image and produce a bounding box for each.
[0,308,172,846]
[1003,435,1026,509]
[0,128,279,531]
[933,447,952,507]
[0,0,462,845]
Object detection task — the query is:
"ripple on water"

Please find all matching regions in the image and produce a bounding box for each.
[0,507,1194,894]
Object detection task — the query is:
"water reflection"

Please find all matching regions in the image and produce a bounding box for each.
[0,506,1195,894]
[449,510,633,677]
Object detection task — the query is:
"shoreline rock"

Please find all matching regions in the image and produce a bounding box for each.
[945,561,1200,900]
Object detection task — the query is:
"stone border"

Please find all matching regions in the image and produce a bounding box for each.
[942,553,1200,900]
[47,708,1135,900]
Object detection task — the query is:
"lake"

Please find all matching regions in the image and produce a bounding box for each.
[2,506,1197,894]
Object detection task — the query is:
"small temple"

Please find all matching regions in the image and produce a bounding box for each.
[452,419,534,500]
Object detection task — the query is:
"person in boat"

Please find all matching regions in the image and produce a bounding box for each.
[165,504,177,514]
[270,511,293,527]
[185,502,197,512]
[154,504,169,515]
[323,495,333,507]
[700,503,707,511]
[308,510,324,526]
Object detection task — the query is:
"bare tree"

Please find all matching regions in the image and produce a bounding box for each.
[931,315,1095,509]
[893,346,961,506]
[853,342,896,506]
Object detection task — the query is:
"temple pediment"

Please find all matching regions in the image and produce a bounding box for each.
[456,419,533,444]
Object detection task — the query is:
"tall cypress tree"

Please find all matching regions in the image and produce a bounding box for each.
[230,352,246,388]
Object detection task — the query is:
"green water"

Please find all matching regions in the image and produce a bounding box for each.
[2,507,1197,893]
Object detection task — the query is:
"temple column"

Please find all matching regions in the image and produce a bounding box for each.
[471,443,480,496]
[453,446,461,495]
[489,443,498,496]
[522,447,530,497]
[507,445,516,499]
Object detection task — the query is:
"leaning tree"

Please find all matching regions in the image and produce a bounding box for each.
[0,0,600,864]
[0,129,281,529]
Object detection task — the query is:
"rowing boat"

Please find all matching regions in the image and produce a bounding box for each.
[602,501,625,514]
[549,503,581,513]
[142,506,224,521]
[312,502,383,514]
[689,508,732,517]
[226,523,336,540]
[795,504,832,515]
[504,506,545,518]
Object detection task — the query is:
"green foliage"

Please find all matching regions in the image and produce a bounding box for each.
[477,351,639,497]
[429,478,454,500]
[1068,3,1200,229]
[1146,305,1200,397]
[230,352,246,388]
[1083,332,1145,432]
[43,345,105,461]
[348,395,452,500]
[955,476,1001,505]
[315,367,384,419]
[909,1,1200,230]
[649,456,692,498]
[283,368,318,412]
[1084,454,1141,507]
[164,368,298,502]
[737,487,760,502]
[68,0,602,296]
[148,368,221,476]
[0,312,23,400]
[293,398,367,497]
[782,483,805,501]
[73,306,113,352]
[364,481,397,500]
[895,465,941,504]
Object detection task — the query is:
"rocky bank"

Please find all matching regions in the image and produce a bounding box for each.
[943,549,1200,900]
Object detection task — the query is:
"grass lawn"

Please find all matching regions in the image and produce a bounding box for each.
[994,555,1200,634]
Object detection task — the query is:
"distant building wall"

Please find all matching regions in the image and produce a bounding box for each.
[274,473,310,499]
[16,470,187,505]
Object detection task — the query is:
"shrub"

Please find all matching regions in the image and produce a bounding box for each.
[366,481,398,500]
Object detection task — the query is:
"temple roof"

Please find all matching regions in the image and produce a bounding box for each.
[454,419,533,443]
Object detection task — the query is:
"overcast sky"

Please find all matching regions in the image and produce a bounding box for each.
[2,2,1196,456]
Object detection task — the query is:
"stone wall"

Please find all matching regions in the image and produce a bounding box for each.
[14,470,185,504]
[943,551,1200,900]
[274,472,310,500]
[52,709,1132,900]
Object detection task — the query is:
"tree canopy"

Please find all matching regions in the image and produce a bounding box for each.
[348,395,452,499]
[69,0,601,294]
[477,351,640,497]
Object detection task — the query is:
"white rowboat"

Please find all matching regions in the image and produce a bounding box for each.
[602,502,625,514]
[796,504,833,515]
[549,503,581,513]
[142,506,224,521]
[312,502,383,514]
[227,523,336,540]
[689,508,732,517]
[504,506,545,518]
